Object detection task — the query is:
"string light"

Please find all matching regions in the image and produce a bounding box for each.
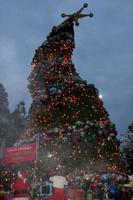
[99,94,103,99]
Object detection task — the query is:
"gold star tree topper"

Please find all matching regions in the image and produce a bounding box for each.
[61,3,94,26]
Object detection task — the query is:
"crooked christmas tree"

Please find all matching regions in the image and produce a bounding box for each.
[21,4,120,182]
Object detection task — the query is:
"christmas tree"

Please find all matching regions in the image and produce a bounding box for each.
[21,4,120,181]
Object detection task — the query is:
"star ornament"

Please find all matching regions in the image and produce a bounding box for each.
[61,3,94,26]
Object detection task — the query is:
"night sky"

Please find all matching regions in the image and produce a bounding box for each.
[0,0,133,134]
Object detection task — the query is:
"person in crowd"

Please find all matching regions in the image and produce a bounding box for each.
[108,180,120,200]
[86,189,94,200]
[0,193,5,200]
[11,170,30,200]
[66,181,76,200]
[49,170,68,200]
[73,182,85,200]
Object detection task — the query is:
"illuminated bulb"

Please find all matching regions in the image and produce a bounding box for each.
[47,153,53,158]
[99,94,103,99]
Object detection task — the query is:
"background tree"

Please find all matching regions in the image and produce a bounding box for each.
[9,101,28,146]
[0,83,27,147]
[0,83,10,154]
[0,84,28,190]
[0,167,16,191]
[120,122,133,174]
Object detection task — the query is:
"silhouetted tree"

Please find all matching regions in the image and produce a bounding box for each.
[0,83,10,155]
[120,122,133,174]
[0,83,28,147]
[9,101,27,146]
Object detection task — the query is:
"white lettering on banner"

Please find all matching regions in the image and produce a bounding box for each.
[6,145,33,152]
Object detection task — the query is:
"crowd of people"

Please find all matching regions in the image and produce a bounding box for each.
[0,170,133,200]
[46,172,133,200]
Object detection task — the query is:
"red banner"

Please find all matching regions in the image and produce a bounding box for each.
[3,143,36,164]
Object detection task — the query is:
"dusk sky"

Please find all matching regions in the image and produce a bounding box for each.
[0,0,133,135]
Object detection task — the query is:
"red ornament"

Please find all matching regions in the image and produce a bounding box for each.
[57,90,62,94]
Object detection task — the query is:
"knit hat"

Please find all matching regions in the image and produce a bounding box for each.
[123,181,133,188]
